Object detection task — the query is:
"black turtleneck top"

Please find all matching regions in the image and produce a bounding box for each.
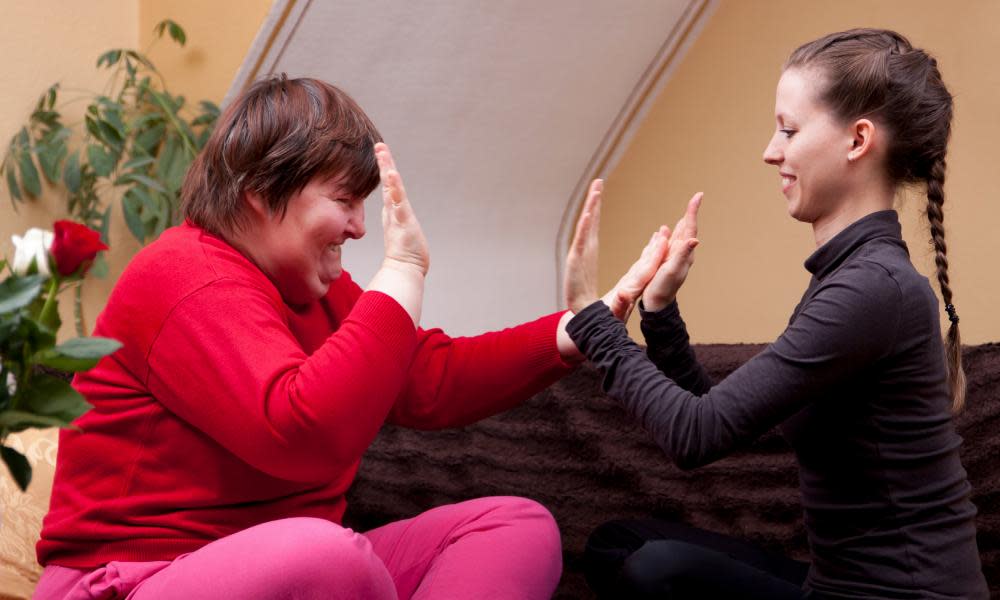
[567,210,987,599]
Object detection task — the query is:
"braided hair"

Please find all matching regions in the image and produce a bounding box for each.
[786,29,965,411]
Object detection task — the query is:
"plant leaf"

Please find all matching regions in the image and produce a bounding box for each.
[96,49,122,69]
[0,275,45,314]
[120,156,155,171]
[96,120,124,153]
[38,140,68,184]
[0,410,72,432]
[120,172,167,194]
[126,50,156,72]
[17,147,41,198]
[156,133,185,193]
[133,123,166,156]
[1,445,31,491]
[47,84,58,109]
[63,151,81,193]
[89,253,109,279]
[98,204,112,243]
[86,144,117,178]
[32,336,119,373]
[122,189,148,242]
[167,22,187,46]
[5,158,22,201]
[20,374,93,421]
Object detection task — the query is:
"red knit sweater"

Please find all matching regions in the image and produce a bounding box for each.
[38,223,571,567]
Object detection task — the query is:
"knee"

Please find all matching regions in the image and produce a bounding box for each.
[475,496,562,582]
[622,540,702,596]
[584,520,639,598]
[492,497,561,554]
[586,518,639,558]
[256,518,392,594]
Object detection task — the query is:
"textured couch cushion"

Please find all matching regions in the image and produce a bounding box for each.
[344,343,999,599]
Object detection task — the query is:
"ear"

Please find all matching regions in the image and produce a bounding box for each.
[243,189,269,219]
[847,118,877,163]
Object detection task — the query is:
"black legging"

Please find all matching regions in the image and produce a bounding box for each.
[584,518,814,600]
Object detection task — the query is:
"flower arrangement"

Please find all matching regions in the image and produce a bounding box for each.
[1,221,120,491]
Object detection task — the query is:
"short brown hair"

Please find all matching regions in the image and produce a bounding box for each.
[182,74,383,236]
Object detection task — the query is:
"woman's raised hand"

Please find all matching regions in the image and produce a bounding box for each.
[601,227,670,320]
[564,179,604,313]
[641,193,702,312]
[564,179,671,321]
[376,143,429,276]
[367,143,428,326]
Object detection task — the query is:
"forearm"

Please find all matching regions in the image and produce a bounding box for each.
[390,311,574,428]
[367,259,425,326]
[639,301,712,394]
[568,301,749,469]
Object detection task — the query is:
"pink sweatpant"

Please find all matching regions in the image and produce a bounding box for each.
[33,496,562,600]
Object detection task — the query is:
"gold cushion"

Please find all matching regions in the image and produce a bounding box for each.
[0,428,58,600]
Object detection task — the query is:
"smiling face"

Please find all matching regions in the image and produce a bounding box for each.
[246,175,367,306]
[762,68,855,225]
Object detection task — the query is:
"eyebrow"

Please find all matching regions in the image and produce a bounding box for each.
[775,113,795,126]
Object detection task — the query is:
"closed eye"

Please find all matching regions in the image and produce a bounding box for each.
[780,129,796,138]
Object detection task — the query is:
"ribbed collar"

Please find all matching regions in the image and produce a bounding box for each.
[804,210,906,279]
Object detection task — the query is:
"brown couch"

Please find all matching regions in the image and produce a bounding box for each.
[344,344,1000,599]
[3,344,996,598]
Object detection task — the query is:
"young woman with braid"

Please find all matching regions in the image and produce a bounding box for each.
[564,29,988,598]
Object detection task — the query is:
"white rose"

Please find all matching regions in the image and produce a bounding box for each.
[11,227,54,278]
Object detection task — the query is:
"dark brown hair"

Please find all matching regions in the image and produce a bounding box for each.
[182,74,383,236]
[787,29,965,411]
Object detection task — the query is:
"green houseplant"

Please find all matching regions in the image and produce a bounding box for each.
[1,19,219,334]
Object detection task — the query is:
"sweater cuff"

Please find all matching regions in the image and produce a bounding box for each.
[524,310,578,372]
[638,299,681,324]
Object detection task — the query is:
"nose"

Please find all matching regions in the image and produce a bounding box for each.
[346,202,366,239]
[762,133,782,165]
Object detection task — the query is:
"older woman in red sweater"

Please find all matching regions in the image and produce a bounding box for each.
[33,76,580,600]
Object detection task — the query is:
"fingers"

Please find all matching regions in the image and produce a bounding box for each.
[685,192,702,236]
[686,192,702,220]
[375,143,407,208]
[585,179,603,231]
[570,179,603,252]
[678,192,705,238]
[570,213,591,254]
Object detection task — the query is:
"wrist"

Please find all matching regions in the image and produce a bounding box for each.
[381,257,428,278]
[556,311,586,364]
[642,292,674,313]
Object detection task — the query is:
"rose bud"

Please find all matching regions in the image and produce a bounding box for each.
[50,220,109,277]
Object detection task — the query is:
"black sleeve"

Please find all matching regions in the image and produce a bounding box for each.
[567,261,901,470]
[639,301,712,395]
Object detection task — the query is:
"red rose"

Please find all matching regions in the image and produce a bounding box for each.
[50,220,109,277]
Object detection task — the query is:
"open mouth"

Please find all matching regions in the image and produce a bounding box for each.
[780,174,796,194]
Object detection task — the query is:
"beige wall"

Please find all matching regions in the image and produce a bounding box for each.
[138,0,274,104]
[0,1,141,338]
[1,1,270,337]
[602,0,1000,344]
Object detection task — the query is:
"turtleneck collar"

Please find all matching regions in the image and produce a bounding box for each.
[804,210,906,280]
